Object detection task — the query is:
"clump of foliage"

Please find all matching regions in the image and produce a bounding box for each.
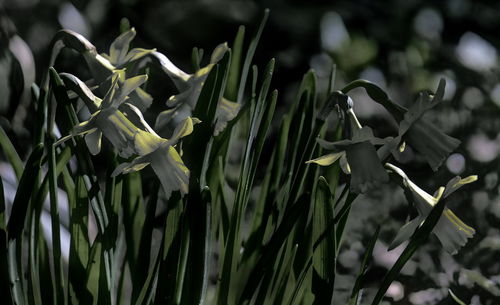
[0,10,477,305]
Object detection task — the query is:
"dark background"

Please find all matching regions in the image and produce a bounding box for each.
[1,0,500,304]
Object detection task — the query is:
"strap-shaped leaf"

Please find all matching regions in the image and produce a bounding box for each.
[0,126,23,181]
[7,144,44,240]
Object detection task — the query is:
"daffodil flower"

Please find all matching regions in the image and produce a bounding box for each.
[101,28,155,68]
[151,44,241,135]
[386,163,476,255]
[48,28,154,110]
[396,89,460,171]
[307,94,390,194]
[58,72,197,197]
[57,72,148,157]
[343,79,460,171]
[112,116,200,197]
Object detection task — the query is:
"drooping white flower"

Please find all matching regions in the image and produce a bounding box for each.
[151,44,241,135]
[112,117,200,197]
[386,163,476,255]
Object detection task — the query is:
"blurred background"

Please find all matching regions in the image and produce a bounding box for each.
[1,0,500,304]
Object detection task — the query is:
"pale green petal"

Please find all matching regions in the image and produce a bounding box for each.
[215,97,241,135]
[386,163,440,211]
[339,154,351,174]
[121,103,158,135]
[60,73,102,111]
[55,117,97,146]
[109,28,135,65]
[210,42,229,64]
[166,65,212,109]
[388,216,423,251]
[306,152,345,166]
[83,52,115,84]
[111,154,151,177]
[444,175,479,198]
[155,108,179,130]
[96,108,138,158]
[124,47,156,63]
[169,117,200,145]
[101,73,121,108]
[133,129,165,155]
[84,130,102,155]
[150,51,191,85]
[150,146,190,198]
[128,87,153,111]
[433,208,475,255]
[114,74,148,108]
[166,87,195,108]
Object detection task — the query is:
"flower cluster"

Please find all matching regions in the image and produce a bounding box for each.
[53,28,237,197]
[307,83,477,254]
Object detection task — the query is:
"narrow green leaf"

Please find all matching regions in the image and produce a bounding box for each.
[86,238,102,305]
[48,142,66,305]
[133,184,158,302]
[237,9,269,104]
[349,226,380,305]
[311,177,336,305]
[0,178,14,304]
[217,58,276,305]
[7,144,44,305]
[134,252,161,305]
[225,25,245,101]
[174,213,190,305]
[181,187,212,305]
[0,127,23,181]
[122,172,145,292]
[7,144,44,240]
[271,245,298,305]
[334,192,357,253]
[154,195,183,304]
[239,193,310,304]
[68,175,92,305]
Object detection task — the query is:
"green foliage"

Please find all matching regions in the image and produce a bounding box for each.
[0,11,479,305]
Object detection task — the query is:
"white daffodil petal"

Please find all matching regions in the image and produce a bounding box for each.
[115,74,148,107]
[133,129,166,155]
[121,103,158,135]
[96,108,138,158]
[124,48,156,63]
[84,129,102,155]
[128,87,153,111]
[434,208,475,255]
[387,163,475,255]
[340,154,351,174]
[215,97,241,135]
[167,88,193,108]
[111,155,151,177]
[155,108,179,130]
[388,216,423,251]
[109,28,135,65]
[60,72,102,111]
[169,117,199,145]
[444,175,479,198]
[306,152,345,166]
[150,146,190,198]
[151,51,191,85]
[210,42,229,64]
